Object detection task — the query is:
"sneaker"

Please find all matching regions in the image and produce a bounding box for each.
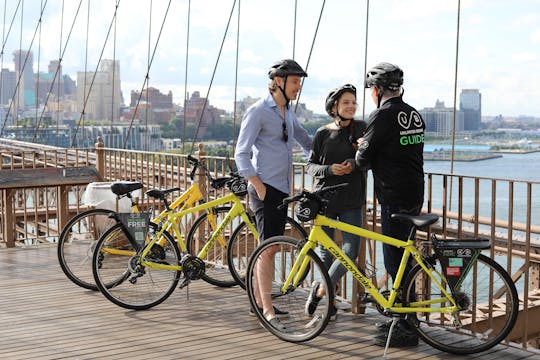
[374,319,393,332]
[305,281,321,315]
[373,324,419,348]
[268,317,286,331]
[250,305,289,316]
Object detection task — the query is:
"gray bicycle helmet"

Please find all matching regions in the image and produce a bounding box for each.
[325,84,357,117]
[268,59,308,79]
[364,62,403,91]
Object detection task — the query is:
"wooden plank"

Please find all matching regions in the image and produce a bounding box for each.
[0,246,537,360]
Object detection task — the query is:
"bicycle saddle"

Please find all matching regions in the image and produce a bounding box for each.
[391,213,439,228]
[110,182,144,196]
[146,187,180,200]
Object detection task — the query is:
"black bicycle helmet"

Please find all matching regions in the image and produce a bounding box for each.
[364,62,403,91]
[268,59,308,79]
[325,84,357,117]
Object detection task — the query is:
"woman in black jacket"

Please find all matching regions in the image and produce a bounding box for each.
[304,84,367,320]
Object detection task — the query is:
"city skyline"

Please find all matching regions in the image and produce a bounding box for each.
[1,0,539,118]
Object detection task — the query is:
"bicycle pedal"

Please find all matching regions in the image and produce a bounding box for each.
[178,278,191,289]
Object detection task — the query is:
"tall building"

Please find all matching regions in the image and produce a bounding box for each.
[420,100,464,136]
[129,87,174,124]
[77,59,122,121]
[460,89,481,131]
[0,68,16,105]
[12,49,36,107]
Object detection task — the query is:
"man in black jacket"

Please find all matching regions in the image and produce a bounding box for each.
[355,62,425,348]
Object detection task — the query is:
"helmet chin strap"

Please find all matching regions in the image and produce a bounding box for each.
[335,114,353,127]
[277,76,290,109]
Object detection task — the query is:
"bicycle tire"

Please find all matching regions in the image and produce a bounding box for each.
[402,253,518,354]
[57,208,118,290]
[246,236,333,343]
[186,206,238,287]
[228,216,308,289]
[93,222,181,310]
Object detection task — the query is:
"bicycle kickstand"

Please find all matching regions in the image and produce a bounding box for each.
[383,317,400,358]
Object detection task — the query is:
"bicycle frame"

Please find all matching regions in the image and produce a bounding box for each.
[140,191,258,271]
[283,214,459,315]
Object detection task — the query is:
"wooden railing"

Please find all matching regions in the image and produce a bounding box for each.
[1,137,540,349]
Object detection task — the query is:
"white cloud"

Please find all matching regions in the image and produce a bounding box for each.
[2,0,540,117]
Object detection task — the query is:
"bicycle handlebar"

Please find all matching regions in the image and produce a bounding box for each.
[187,154,243,190]
[278,183,349,210]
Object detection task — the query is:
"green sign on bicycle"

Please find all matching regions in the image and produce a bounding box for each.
[118,212,150,246]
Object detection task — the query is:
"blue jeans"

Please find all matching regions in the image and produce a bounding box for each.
[317,207,363,288]
[380,204,422,283]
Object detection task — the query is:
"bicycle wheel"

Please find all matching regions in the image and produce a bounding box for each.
[57,208,117,290]
[93,223,181,310]
[228,216,308,289]
[402,253,518,354]
[186,206,237,287]
[246,236,333,343]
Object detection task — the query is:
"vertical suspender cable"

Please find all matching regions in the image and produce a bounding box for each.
[448,0,461,216]
[110,2,118,147]
[0,0,22,136]
[292,0,297,59]
[144,0,153,151]
[450,0,460,174]
[16,0,23,126]
[56,0,65,147]
[79,0,90,147]
[181,0,191,153]
[35,0,42,140]
[72,0,120,148]
[188,0,237,155]
[0,0,6,110]
[294,0,325,112]
[232,0,240,152]
[33,0,83,144]
[123,0,171,149]
[361,0,369,121]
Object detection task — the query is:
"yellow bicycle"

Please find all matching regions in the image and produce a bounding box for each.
[92,155,306,310]
[245,184,519,355]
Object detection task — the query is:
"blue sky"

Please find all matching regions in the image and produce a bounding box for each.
[3,0,540,118]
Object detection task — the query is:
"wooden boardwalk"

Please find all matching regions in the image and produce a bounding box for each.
[1,246,538,360]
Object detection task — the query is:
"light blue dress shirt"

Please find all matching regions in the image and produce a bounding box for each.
[234,93,312,194]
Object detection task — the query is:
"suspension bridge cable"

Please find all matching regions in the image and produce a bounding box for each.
[188,0,237,155]
[0,0,10,118]
[181,0,191,153]
[144,0,153,152]
[32,0,83,143]
[0,0,49,137]
[16,0,22,126]
[122,0,172,149]
[361,0,369,122]
[232,0,240,152]
[448,0,462,217]
[55,0,64,147]
[293,0,297,59]
[0,0,21,117]
[294,0,326,113]
[110,0,118,148]
[71,0,121,148]
[81,0,90,147]
[34,0,43,141]
[0,0,21,61]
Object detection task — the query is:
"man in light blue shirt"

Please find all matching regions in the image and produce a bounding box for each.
[234,59,311,330]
